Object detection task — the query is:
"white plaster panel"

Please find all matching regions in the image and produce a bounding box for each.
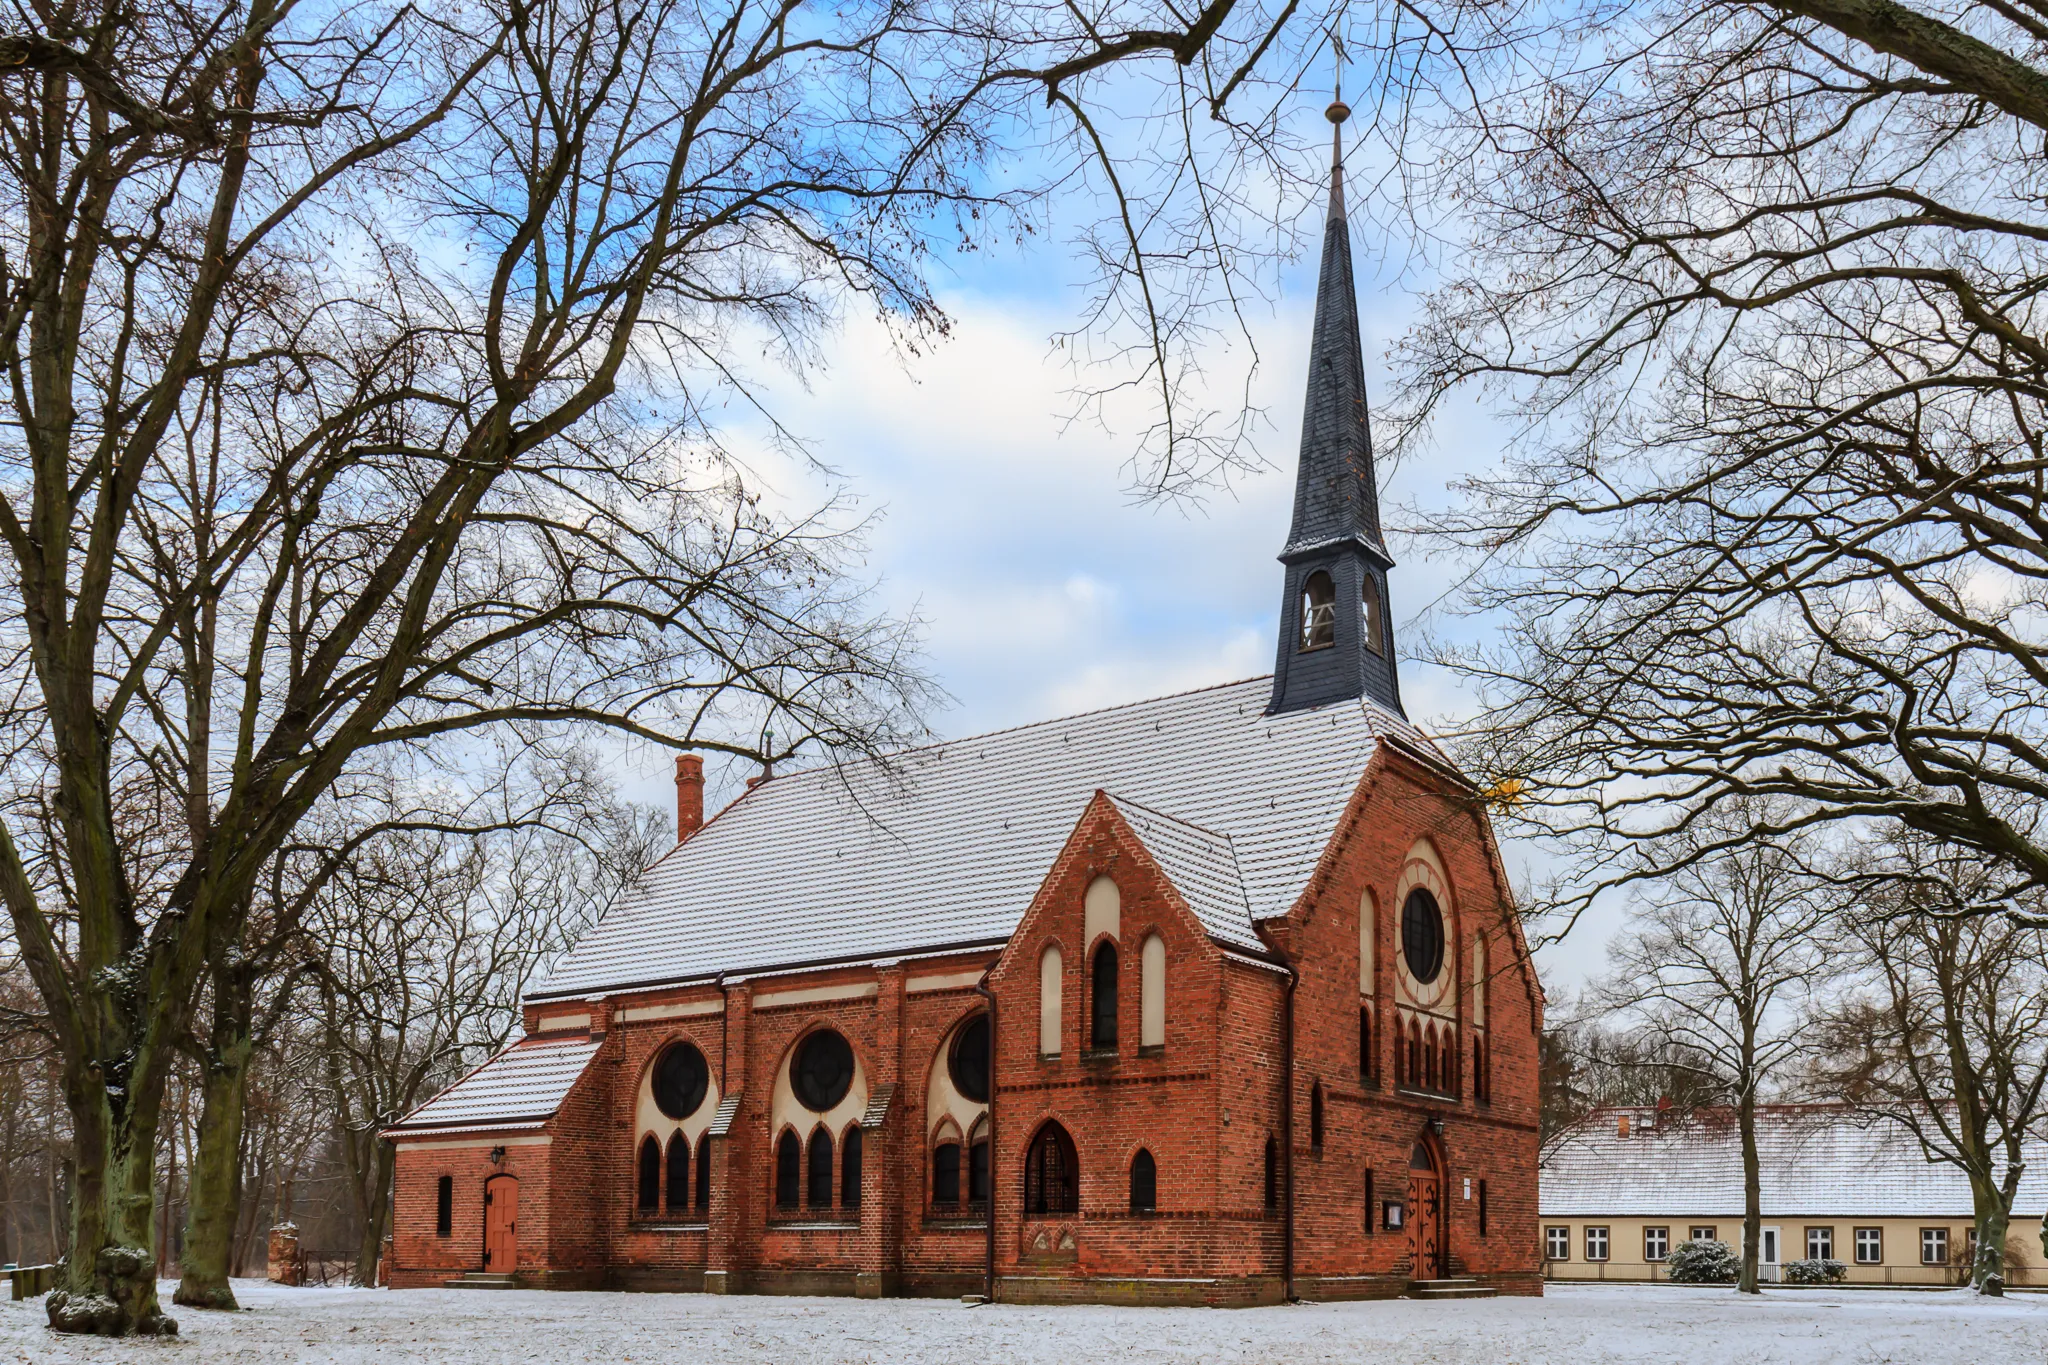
[1038,945,1063,1056]
[925,1017,989,1140]
[1083,875,1121,947]
[769,1031,869,1142]
[1470,935,1488,1027]
[1394,848,1455,1018]
[635,1038,723,1149]
[1359,888,1378,996]
[754,981,879,1010]
[1139,933,1165,1048]
[907,969,986,994]
[394,1134,552,1152]
[533,1012,591,1032]
[616,999,724,1023]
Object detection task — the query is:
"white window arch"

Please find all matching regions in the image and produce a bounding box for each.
[1140,932,1166,1049]
[1038,943,1063,1057]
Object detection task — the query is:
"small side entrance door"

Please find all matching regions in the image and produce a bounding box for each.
[483,1175,518,1273]
[1407,1141,1443,1280]
[1758,1226,1780,1283]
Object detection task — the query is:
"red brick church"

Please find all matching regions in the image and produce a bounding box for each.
[383,102,1544,1305]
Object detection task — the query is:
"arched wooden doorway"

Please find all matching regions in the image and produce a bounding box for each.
[483,1174,518,1273]
[1407,1140,1442,1280]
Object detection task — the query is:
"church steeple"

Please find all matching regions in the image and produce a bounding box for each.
[1266,92,1403,718]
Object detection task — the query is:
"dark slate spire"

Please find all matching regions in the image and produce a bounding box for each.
[1266,96,1404,718]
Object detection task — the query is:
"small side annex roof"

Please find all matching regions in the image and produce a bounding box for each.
[534,676,1445,1000]
[1541,1105,2048,1219]
[384,1037,601,1137]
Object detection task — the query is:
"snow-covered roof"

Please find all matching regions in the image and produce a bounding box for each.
[386,1037,601,1134]
[534,677,1442,1000]
[1109,796,1255,949]
[1541,1105,2048,1218]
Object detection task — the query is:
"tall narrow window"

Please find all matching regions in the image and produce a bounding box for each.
[637,1134,661,1212]
[1023,1122,1079,1215]
[933,1141,962,1206]
[1360,1005,1374,1084]
[1139,933,1166,1050]
[1038,944,1063,1057]
[1479,1178,1489,1237]
[666,1134,691,1213]
[1361,575,1384,655]
[775,1130,800,1209]
[436,1175,453,1236]
[1363,1168,1375,1233]
[1263,1137,1279,1211]
[1090,941,1119,1050]
[1300,570,1336,649]
[696,1134,712,1211]
[968,1129,990,1209]
[807,1127,835,1210]
[841,1124,863,1208]
[1129,1150,1158,1213]
[1310,1082,1326,1151]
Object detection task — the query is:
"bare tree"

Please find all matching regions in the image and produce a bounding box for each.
[1336,0,2048,920]
[1811,841,2048,1294]
[1589,813,1830,1291]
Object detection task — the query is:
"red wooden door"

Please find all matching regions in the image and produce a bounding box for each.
[483,1175,518,1273]
[1407,1142,1442,1280]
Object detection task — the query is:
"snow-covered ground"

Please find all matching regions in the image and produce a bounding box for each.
[2,1280,2043,1363]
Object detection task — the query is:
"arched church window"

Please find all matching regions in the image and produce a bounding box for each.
[651,1040,710,1119]
[1310,1082,1326,1151]
[1129,1149,1158,1213]
[1039,944,1063,1057]
[1407,1021,1421,1087]
[775,1130,800,1209]
[1263,1136,1279,1210]
[1024,1122,1078,1215]
[696,1135,712,1211]
[637,1134,660,1212]
[1360,1005,1374,1084]
[665,1133,690,1213]
[1090,941,1119,1050]
[933,1140,962,1207]
[949,1013,991,1103]
[792,1029,856,1112]
[1300,570,1336,650]
[807,1126,834,1209]
[1362,574,1385,656]
[841,1124,863,1208]
[1425,1025,1439,1092]
[1402,887,1445,984]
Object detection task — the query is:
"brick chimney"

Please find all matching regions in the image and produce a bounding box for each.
[674,754,704,842]
[1617,1112,1632,1139]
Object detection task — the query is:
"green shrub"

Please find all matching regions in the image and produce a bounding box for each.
[1665,1239,1740,1283]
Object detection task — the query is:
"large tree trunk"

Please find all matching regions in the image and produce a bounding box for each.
[174,1031,253,1310]
[1738,1084,1761,1294]
[352,1137,396,1288]
[46,1064,176,1337]
[1968,1165,2020,1295]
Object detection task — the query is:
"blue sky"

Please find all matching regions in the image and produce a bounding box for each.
[611,146,1615,990]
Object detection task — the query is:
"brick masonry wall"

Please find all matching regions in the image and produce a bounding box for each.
[387,745,1544,1302]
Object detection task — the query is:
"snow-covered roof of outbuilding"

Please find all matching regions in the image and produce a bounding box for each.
[1540,1105,2048,1218]
[533,676,1445,1000]
[385,1037,601,1135]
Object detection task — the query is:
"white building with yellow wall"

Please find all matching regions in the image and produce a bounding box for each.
[1539,1105,2045,1287]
